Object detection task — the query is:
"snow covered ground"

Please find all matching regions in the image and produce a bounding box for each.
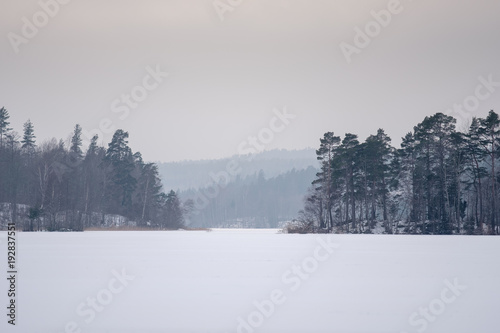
[1,229,499,333]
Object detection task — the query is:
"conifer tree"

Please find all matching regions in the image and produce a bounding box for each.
[313,132,341,230]
[21,119,36,152]
[105,129,137,213]
[0,107,11,148]
[479,110,500,234]
[70,124,83,158]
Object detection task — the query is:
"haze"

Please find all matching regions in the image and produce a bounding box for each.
[1,0,499,162]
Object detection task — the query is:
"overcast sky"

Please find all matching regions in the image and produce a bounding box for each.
[2,0,500,162]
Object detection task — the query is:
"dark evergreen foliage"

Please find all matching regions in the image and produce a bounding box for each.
[300,111,500,235]
[0,108,186,231]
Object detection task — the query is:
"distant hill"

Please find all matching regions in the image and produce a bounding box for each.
[157,148,318,191]
[180,166,318,228]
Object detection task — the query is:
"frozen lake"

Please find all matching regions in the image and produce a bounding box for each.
[1,229,499,333]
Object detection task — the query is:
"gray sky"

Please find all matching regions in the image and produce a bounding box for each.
[2,0,500,162]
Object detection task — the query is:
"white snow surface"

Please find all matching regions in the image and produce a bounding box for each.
[1,229,499,333]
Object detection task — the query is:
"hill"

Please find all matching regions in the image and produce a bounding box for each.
[157,148,318,191]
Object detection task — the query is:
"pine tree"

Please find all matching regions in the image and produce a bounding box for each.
[86,134,99,156]
[164,190,184,229]
[466,118,487,232]
[105,129,137,213]
[447,131,467,233]
[21,119,36,153]
[339,133,360,231]
[70,124,83,158]
[136,162,162,224]
[0,107,12,148]
[431,113,456,234]
[313,132,341,230]
[399,132,422,225]
[478,110,500,234]
[82,134,104,227]
[363,129,392,229]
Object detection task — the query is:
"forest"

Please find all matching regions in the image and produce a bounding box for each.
[181,167,317,228]
[295,111,500,235]
[0,107,189,231]
[2,106,500,235]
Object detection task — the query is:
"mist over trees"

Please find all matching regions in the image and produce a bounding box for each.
[0,107,188,231]
[296,111,500,235]
[158,149,317,191]
[180,167,317,228]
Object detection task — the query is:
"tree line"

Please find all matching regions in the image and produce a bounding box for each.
[296,111,500,235]
[181,167,317,228]
[0,107,189,231]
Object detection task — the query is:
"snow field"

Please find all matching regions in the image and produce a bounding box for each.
[0,229,498,333]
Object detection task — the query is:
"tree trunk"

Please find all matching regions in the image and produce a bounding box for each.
[141,177,150,222]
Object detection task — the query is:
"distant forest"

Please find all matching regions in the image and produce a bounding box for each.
[156,150,318,228]
[158,149,317,191]
[0,107,188,231]
[294,111,500,235]
[181,167,317,228]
